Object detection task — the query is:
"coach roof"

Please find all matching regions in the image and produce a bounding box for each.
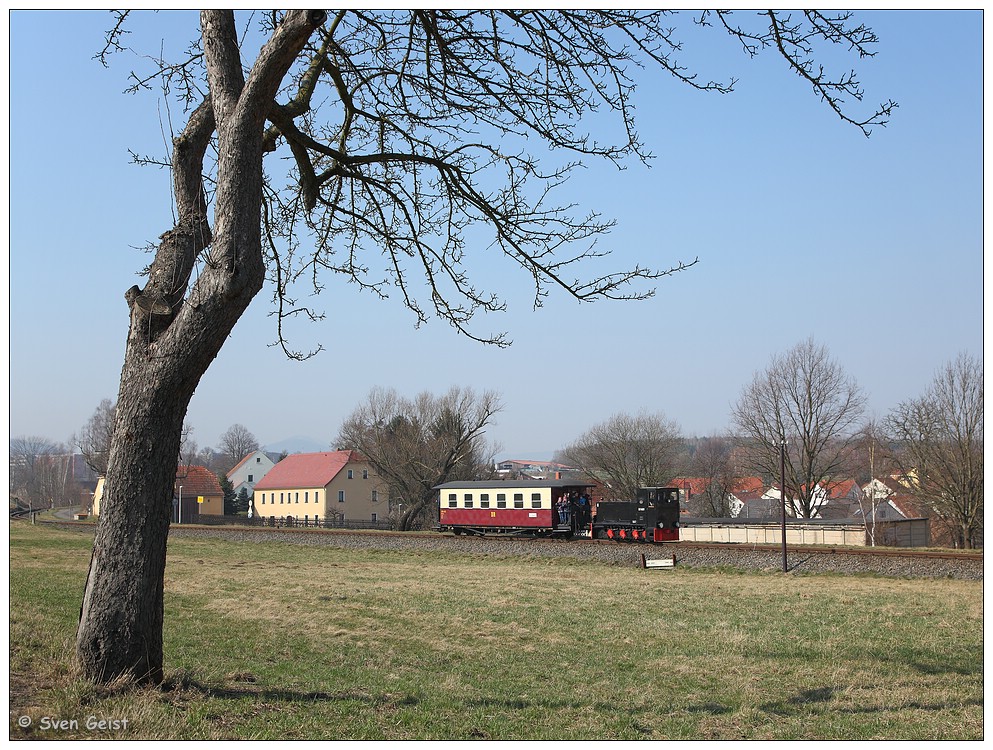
[434,479,593,490]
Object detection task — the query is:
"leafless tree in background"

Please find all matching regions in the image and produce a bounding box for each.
[10,436,68,510]
[76,399,117,477]
[337,387,502,530]
[178,423,198,471]
[560,412,683,501]
[686,435,741,517]
[80,9,894,684]
[731,338,866,518]
[851,418,901,545]
[886,352,983,548]
[219,424,260,471]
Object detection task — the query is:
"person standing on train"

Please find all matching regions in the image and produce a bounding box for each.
[577,493,590,527]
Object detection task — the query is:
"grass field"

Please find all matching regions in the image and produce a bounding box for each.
[8,522,984,740]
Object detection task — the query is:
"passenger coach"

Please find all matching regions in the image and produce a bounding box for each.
[436,479,593,538]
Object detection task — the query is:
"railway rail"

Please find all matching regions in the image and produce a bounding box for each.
[671,540,982,562]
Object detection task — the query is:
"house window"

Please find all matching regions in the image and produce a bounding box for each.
[480,493,490,508]
[256,457,261,463]
[305,491,309,503]
[448,493,457,508]
[372,490,379,502]
[514,493,524,509]
[295,492,299,504]
[363,470,369,479]
[261,493,266,504]
[464,493,474,508]
[338,490,345,503]
[531,492,542,509]
[280,492,284,504]
[347,469,354,479]
[371,513,378,522]
[497,493,506,508]
[248,474,254,482]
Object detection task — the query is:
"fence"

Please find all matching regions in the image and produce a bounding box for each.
[191,514,401,531]
[680,517,930,547]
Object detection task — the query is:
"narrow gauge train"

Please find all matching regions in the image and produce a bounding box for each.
[435,479,680,543]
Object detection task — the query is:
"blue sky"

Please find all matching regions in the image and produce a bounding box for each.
[8,10,985,460]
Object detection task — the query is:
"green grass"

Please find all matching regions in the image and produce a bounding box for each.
[8,522,983,740]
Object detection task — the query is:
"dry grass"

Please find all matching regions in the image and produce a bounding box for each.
[9,522,984,740]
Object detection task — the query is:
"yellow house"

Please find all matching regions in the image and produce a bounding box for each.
[252,450,388,523]
[91,465,224,521]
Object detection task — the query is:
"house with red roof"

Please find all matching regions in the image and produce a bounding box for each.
[726,477,768,518]
[252,450,389,523]
[861,477,928,521]
[175,464,226,518]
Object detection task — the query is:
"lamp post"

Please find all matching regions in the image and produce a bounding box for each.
[779,439,787,573]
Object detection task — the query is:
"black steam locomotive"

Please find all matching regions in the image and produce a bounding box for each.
[590,486,680,543]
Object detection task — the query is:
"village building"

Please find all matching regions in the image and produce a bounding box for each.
[226,449,279,498]
[251,450,389,523]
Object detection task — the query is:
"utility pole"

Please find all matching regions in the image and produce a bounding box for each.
[780,439,787,573]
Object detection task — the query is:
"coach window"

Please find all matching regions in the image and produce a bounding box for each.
[514,493,524,509]
[448,493,457,508]
[480,493,490,508]
[531,492,542,509]
[464,493,474,508]
[496,493,507,508]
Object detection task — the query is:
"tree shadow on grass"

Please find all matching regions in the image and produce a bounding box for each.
[161,671,420,708]
[760,685,982,717]
[760,685,835,715]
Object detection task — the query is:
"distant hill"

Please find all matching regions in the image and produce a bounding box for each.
[263,436,327,455]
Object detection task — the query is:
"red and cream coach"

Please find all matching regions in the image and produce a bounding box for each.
[435,479,593,538]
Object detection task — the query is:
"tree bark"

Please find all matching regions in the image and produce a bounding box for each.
[76,10,326,684]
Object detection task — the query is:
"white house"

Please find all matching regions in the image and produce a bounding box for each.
[227,450,278,497]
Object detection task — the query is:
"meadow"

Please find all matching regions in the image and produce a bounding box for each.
[8,522,984,740]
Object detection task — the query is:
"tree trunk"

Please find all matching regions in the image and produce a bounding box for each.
[75,10,326,684]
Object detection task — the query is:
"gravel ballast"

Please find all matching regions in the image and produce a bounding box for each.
[168,526,983,581]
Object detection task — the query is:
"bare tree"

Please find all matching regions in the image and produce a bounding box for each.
[560,412,683,501]
[731,338,866,518]
[76,399,117,476]
[886,353,983,549]
[851,418,902,546]
[218,424,260,470]
[337,387,501,530]
[79,10,894,684]
[178,422,198,470]
[687,435,741,517]
[10,436,67,510]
